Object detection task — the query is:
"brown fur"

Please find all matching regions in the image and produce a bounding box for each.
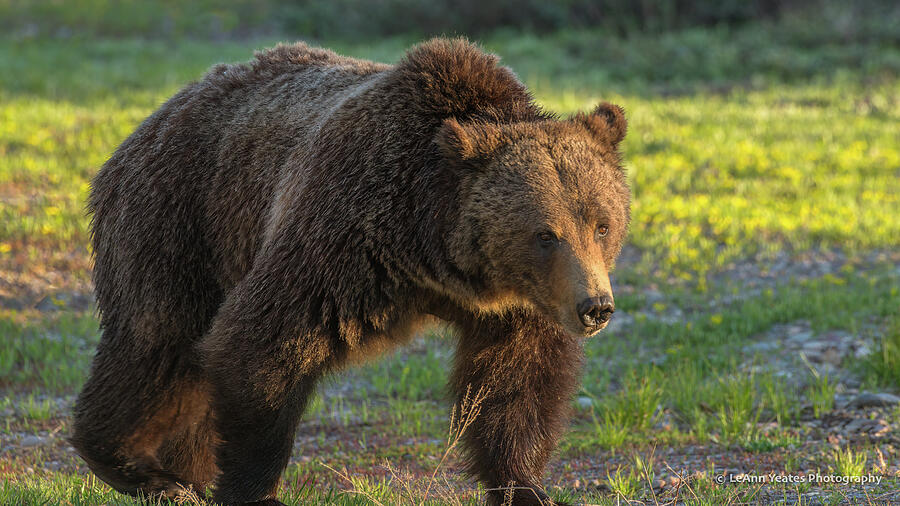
[72,38,631,505]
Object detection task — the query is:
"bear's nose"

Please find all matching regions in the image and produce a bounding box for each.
[577,295,615,328]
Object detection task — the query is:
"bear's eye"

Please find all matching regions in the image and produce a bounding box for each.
[537,231,557,246]
[596,225,609,240]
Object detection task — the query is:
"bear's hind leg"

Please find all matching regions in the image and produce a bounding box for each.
[76,196,227,498]
[156,379,220,496]
[74,368,219,498]
[72,331,194,498]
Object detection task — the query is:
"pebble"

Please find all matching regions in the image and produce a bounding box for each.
[854,343,872,358]
[34,295,63,312]
[745,341,779,353]
[802,341,827,352]
[32,292,93,312]
[787,330,813,345]
[20,435,45,447]
[846,392,900,409]
[576,396,593,409]
[843,418,869,433]
[870,422,891,437]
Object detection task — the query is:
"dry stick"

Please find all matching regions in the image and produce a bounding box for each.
[665,463,685,505]
[419,384,489,506]
[483,484,552,506]
[662,462,701,504]
[321,383,488,505]
[874,489,900,503]
[503,481,515,506]
[864,485,874,506]
[172,485,206,506]
[383,460,417,505]
[321,462,388,506]
[793,483,803,505]
[431,473,461,506]
[636,445,660,506]
[875,446,887,474]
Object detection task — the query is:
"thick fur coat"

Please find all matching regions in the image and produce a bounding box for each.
[72,38,631,506]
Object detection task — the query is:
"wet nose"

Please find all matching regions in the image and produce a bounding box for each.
[577,295,615,328]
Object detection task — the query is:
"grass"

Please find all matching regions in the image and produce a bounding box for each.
[830,448,868,479]
[806,365,837,419]
[2,4,900,505]
[3,23,900,288]
[859,319,900,388]
[0,312,97,392]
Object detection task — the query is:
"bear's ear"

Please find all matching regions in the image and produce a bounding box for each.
[435,118,502,165]
[576,102,627,147]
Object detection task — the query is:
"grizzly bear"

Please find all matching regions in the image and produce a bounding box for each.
[71,38,630,505]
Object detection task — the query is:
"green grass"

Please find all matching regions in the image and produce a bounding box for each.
[859,319,900,388]
[830,447,868,478]
[806,366,837,419]
[2,6,900,506]
[2,24,899,286]
[0,312,98,392]
[0,473,482,506]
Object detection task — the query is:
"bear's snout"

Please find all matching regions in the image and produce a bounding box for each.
[577,295,615,330]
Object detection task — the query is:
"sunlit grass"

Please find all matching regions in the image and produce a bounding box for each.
[2,34,898,288]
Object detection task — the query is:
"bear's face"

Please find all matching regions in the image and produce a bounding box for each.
[438,104,630,337]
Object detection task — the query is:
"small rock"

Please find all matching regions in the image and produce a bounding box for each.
[821,349,845,366]
[843,418,869,434]
[803,341,828,352]
[0,295,24,310]
[20,435,44,447]
[32,292,93,312]
[854,343,872,358]
[847,392,900,409]
[787,330,814,345]
[576,396,593,409]
[801,350,824,364]
[44,461,62,471]
[745,341,779,353]
[869,423,891,437]
[34,295,64,312]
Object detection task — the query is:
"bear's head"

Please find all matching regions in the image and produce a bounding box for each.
[437,103,630,337]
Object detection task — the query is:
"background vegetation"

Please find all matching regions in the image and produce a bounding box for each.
[1,0,899,504]
[4,0,899,40]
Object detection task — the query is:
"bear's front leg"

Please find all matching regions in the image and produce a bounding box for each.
[200,263,338,505]
[451,308,583,506]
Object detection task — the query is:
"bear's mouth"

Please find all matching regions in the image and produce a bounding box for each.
[581,319,609,337]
